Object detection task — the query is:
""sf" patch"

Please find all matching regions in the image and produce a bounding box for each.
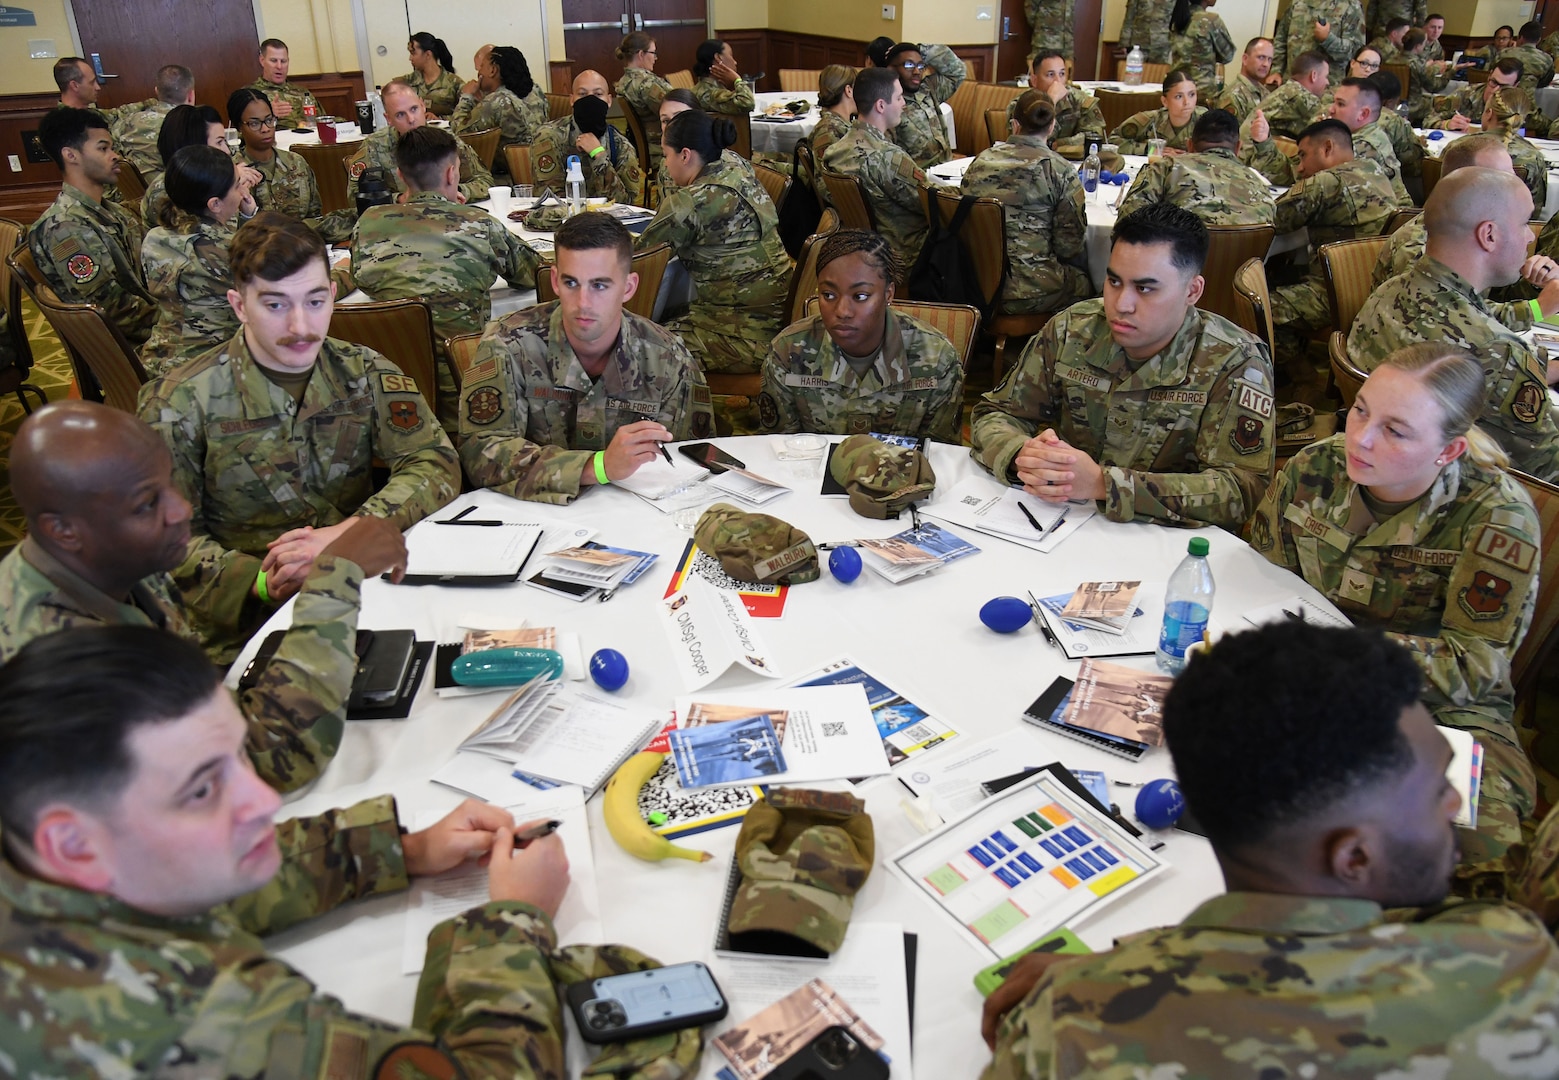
[466,386,502,425]
[1459,571,1512,620]
[65,253,98,283]
[388,400,422,433]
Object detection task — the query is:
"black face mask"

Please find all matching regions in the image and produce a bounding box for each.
[574,94,610,138]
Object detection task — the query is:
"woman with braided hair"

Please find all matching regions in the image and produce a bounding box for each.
[755,229,964,442]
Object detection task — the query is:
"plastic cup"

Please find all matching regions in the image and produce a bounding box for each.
[514,184,533,201]
[488,185,511,214]
[1147,138,1166,160]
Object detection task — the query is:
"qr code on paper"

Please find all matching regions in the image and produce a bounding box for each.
[821,722,847,737]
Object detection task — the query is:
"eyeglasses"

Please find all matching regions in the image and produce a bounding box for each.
[243,115,279,130]
[1354,58,1380,70]
[898,60,927,71]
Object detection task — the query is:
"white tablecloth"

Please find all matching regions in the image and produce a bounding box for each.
[249,435,1342,1080]
[749,90,955,156]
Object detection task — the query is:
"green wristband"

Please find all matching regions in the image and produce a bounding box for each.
[255,568,271,604]
[588,145,606,158]
[1533,298,1544,323]
[593,450,610,485]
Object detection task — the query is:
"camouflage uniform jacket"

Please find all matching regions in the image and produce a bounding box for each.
[1489,125,1550,211]
[530,115,644,205]
[1273,156,1396,278]
[246,77,320,118]
[1367,0,1425,37]
[452,86,548,165]
[1026,0,1073,59]
[0,794,572,1079]
[1348,255,1559,480]
[1354,120,1413,205]
[402,66,463,116]
[140,215,241,377]
[616,66,672,166]
[141,172,169,230]
[1005,86,1106,154]
[1239,78,1321,142]
[1497,43,1556,91]
[27,181,155,345]
[1111,106,1206,154]
[1120,0,1173,62]
[959,134,1093,314]
[1275,0,1365,84]
[1542,31,1559,59]
[821,122,930,263]
[807,109,852,194]
[1428,83,1489,128]
[1117,145,1277,225]
[1372,218,1540,333]
[457,303,714,502]
[1250,433,1536,720]
[0,537,362,794]
[345,124,494,206]
[757,308,965,442]
[982,891,1559,1080]
[1367,37,1406,64]
[691,75,755,115]
[233,145,352,244]
[112,99,175,184]
[892,44,966,169]
[139,332,460,650]
[1377,106,1424,176]
[970,300,1276,529]
[1405,52,1453,124]
[657,148,752,201]
[1169,9,1236,102]
[1214,72,1269,122]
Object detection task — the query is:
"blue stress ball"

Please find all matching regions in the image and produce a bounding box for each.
[1428,130,1445,140]
[1135,779,1186,829]
[979,596,1032,633]
[589,648,630,691]
[1098,169,1115,183]
[829,545,863,583]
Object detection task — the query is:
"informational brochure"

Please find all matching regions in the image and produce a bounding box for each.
[788,657,959,767]
[659,577,785,690]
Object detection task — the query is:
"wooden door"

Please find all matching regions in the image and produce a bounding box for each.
[997,0,1032,81]
[562,0,707,86]
[1073,0,1102,80]
[71,0,261,115]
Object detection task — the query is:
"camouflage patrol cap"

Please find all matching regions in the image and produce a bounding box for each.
[694,502,820,584]
[728,788,875,957]
[829,434,936,519]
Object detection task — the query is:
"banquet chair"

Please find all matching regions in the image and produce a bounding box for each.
[9,247,145,411]
[1229,257,1275,358]
[457,128,502,173]
[1510,469,1559,770]
[786,208,841,324]
[294,140,361,213]
[779,69,821,92]
[1199,224,1276,325]
[504,145,535,188]
[1320,235,1390,335]
[444,331,484,394]
[1327,331,1368,407]
[754,163,791,212]
[0,217,46,413]
[328,298,440,412]
[819,171,875,232]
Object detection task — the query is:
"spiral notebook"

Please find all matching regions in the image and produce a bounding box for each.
[1021,675,1149,761]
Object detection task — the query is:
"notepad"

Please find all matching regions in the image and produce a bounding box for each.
[399,518,543,583]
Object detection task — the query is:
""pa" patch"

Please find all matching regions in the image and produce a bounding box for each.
[65,253,98,283]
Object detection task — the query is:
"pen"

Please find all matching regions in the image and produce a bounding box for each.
[511,819,563,853]
[1049,506,1071,532]
[1017,502,1046,534]
[818,541,861,549]
[436,506,505,526]
[637,414,674,465]
[1026,590,1061,649]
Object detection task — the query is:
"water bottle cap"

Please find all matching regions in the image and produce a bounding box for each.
[1188,536,1209,556]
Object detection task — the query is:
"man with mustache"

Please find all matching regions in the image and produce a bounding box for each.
[138,212,460,661]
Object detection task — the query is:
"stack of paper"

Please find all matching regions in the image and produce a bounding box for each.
[400,518,543,583]
[858,522,979,583]
[923,477,1095,553]
[1031,586,1164,660]
[1057,581,1142,633]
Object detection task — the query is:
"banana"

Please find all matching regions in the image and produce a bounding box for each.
[602,751,714,863]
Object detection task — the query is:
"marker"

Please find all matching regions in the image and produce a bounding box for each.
[1018,502,1046,534]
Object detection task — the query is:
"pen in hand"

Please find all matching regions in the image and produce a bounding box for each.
[511,819,563,855]
[637,414,674,465]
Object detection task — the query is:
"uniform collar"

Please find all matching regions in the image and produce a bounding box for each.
[225,328,343,423]
[1079,303,1205,390]
[17,536,157,623]
[59,182,110,216]
[0,842,221,930]
[819,307,911,388]
[406,189,454,206]
[1009,133,1049,149]
[1181,892,1389,935]
[546,303,624,395]
[1199,145,1239,162]
[1416,254,1483,307]
[1331,453,1463,548]
[855,121,892,146]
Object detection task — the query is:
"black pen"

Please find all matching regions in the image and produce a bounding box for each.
[436,506,505,526]
[511,819,563,853]
[818,541,861,549]
[1026,590,1061,649]
[637,414,674,465]
[1018,502,1046,534]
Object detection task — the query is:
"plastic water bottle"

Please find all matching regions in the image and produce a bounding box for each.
[1125,45,1145,86]
[1156,536,1214,673]
[566,155,585,216]
[370,86,386,130]
[1081,145,1101,194]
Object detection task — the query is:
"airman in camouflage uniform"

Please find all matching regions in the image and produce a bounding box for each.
[637,153,793,381]
[1403,50,1453,125]
[758,308,965,442]
[453,85,549,177]
[890,43,965,169]
[111,99,175,184]
[657,148,753,202]
[1275,0,1365,85]
[1353,119,1413,203]
[1240,76,1325,142]
[1270,150,1396,368]
[403,65,463,116]
[1376,105,1424,179]
[1483,92,1549,211]
[1248,433,1540,883]
[139,215,241,377]
[807,109,852,195]
[616,65,672,169]
[1025,0,1072,58]
[351,191,544,426]
[1111,105,1206,154]
[1216,70,1270,122]
[456,303,714,502]
[1120,0,1173,62]
[28,181,156,346]
[1367,34,1405,64]
[1366,0,1425,39]
[345,125,494,206]
[1118,146,1276,225]
[1004,85,1107,156]
[246,75,318,120]
[1169,8,1236,103]
[139,332,460,659]
[234,143,352,243]
[530,114,644,205]
[960,133,1093,313]
[970,299,1276,530]
[822,122,931,263]
[1497,40,1555,94]
[1349,257,1559,480]
[692,75,756,115]
[982,892,1559,1080]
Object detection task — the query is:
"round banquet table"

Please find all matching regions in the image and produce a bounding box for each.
[245,434,1343,1079]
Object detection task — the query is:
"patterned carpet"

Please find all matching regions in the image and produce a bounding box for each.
[0,298,75,556]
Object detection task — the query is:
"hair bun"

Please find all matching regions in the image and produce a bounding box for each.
[712,116,737,150]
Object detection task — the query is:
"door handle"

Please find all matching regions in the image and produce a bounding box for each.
[1002,16,1011,40]
[634,12,644,30]
[621,12,630,33]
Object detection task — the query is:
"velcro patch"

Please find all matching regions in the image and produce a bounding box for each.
[466,385,502,425]
[537,153,557,176]
[388,399,423,433]
[1230,414,1264,455]
[785,374,831,388]
[65,253,98,283]
[1459,571,1512,620]
[463,354,499,383]
[531,386,574,401]
[1510,379,1546,424]
[1388,545,1460,567]
[49,236,81,262]
[1236,382,1274,417]
[1284,504,1350,549]
[753,541,814,581]
[348,159,367,180]
[379,372,419,395]
[1475,528,1536,573]
[905,377,938,391]
[607,397,660,415]
[1147,388,1208,406]
[692,384,711,405]
[218,417,278,436]
[758,391,779,430]
[1055,363,1106,391]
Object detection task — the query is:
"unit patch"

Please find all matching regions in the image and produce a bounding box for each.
[466,386,502,425]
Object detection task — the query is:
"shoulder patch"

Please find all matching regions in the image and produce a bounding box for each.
[1230,414,1265,455]
[387,399,424,433]
[65,253,98,283]
[1459,570,1513,621]
[466,385,503,425]
[1510,379,1546,424]
[379,371,420,395]
[1475,528,1537,573]
[1235,382,1273,417]
[757,391,780,430]
[691,384,711,405]
[537,153,557,176]
[349,159,368,180]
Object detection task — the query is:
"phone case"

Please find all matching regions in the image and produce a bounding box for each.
[566,962,728,1044]
[766,1026,890,1080]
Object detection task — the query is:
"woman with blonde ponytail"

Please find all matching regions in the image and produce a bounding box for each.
[1246,342,1540,882]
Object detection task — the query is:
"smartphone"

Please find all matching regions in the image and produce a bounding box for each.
[348,629,418,707]
[566,961,727,1043]
[766,1026,890,1080]
[679,442,746,474]
[240,628,375,692]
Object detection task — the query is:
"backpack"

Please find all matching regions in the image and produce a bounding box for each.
[777,139,823,257]
[905,193,993,319]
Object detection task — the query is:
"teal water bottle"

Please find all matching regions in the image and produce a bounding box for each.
[1156,536,1214,673]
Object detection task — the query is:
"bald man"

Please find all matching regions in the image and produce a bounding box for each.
[528,69,643,204]
[0,401,410,793]
[1349,168,1559,480]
